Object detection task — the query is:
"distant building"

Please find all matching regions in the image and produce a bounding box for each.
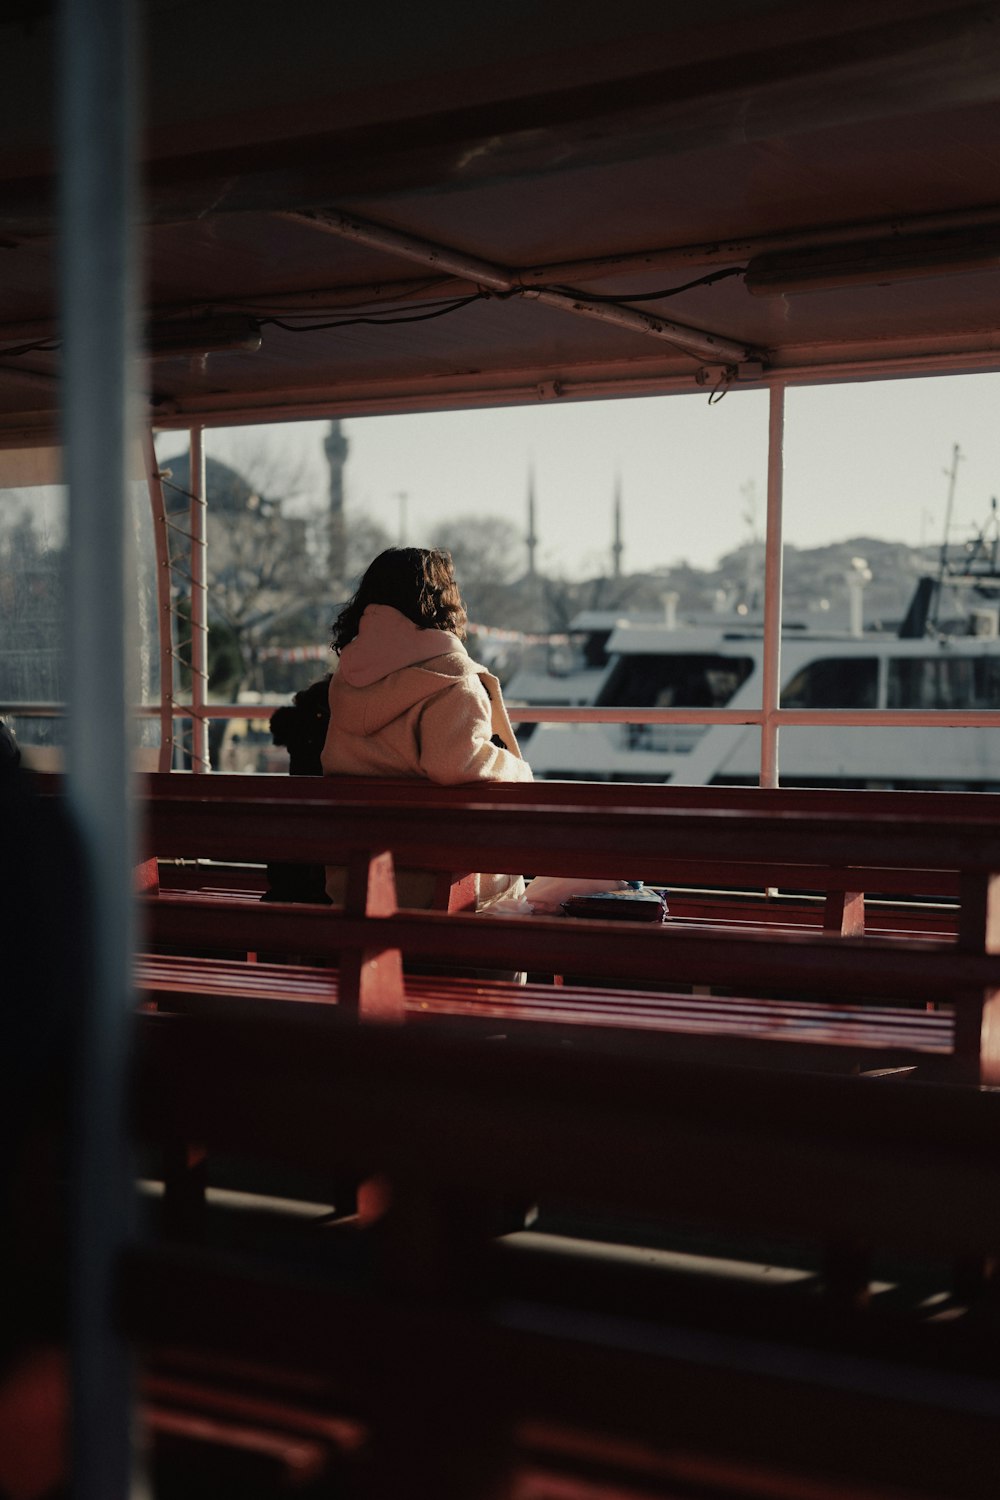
[159,451,273,516]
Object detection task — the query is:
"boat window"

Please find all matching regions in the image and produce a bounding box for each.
[549,629,613,675]
[887,656,1000,709]
[781,657,878,709]
[579,630,613,669]
[597,653,753,708]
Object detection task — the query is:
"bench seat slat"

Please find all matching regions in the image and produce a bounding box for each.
[136,954,954,1056]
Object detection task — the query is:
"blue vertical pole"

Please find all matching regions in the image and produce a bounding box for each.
[58,1,139,1496]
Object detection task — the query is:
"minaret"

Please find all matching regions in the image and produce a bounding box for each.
[526,463,538,579]
[611,472,623,579]
[324,419,349,586]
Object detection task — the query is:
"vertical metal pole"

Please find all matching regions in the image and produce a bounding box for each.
[58,0,138,1497]
[146,432,176,773]
[189,426,210,772]
[760,382,785,788]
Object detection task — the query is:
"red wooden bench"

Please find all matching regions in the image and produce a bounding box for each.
[126,1013,1000,1500]
[140,772,990,935]
[129,782,1000,1269]
[119,778,1000,1498]
[140,889,1000,1077]
[134,781,1000,1079]
[35,769,979,934]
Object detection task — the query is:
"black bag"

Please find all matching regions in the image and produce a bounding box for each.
[263,677,332,905]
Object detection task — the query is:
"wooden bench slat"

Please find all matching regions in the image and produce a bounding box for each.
[136,953,954,1060]
[143,795,1000,875]
[142,894,1000,1003]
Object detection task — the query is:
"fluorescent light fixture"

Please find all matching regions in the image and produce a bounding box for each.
[745,229,1000,296]
[147,315,261,357]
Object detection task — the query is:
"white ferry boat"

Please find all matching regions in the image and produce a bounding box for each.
[515,572,1000,790]
[503,610,655,708]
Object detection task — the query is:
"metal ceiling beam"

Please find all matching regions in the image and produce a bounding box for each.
[4,314,1000,444]
[4,201,1000,351]
[519,203,1000,286]
[283,208,756,367]
[135,338,1000,433]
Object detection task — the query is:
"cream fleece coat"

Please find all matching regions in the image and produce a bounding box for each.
[321,605,532,908]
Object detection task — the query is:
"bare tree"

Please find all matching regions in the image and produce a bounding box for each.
[431,514,526,626]
[207,507,327,689]
[343,512,393,595]
[214,434,322,516]
[159,440,329,702]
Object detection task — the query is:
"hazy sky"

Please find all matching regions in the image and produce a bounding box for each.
[195,370,1000,578]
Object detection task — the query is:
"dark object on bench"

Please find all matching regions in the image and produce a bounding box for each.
[562,884,669,922]
[263,678,332,905]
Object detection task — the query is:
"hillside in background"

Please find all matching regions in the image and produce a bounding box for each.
[482,535,937,640]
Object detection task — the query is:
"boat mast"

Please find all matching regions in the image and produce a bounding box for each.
[931,442,963,629]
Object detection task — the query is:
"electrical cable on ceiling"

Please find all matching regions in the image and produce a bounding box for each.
[0,266,745,357]
[547,266,745,303]
[230,276,454,316]
[255,268,742,334]
[0,337,60,358]
[258,292,485,332]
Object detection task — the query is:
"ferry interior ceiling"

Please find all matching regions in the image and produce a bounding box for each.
[1,3,1000,436]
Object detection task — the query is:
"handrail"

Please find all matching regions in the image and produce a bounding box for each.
[7,700,1000,729]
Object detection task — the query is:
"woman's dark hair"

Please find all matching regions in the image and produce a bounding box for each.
[331,547,467,654]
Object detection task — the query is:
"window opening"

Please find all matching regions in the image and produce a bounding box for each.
[781,658,879,710]
[887,656,1000,710]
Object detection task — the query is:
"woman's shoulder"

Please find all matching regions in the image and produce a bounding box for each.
[421,655,504,703]
[417,649,487,682]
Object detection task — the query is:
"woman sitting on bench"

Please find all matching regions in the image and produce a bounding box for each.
[321,545,533,909]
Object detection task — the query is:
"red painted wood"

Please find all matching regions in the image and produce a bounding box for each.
[133,772,1000,825]
[134,855,160,894]
[823,889,865,936]
[443,871,477,912]
[129,774,1000,1081]
[954,871,1000,1083]
[338,850,404,1024]
[144,897,1000,1002]
[135,952,956,1080]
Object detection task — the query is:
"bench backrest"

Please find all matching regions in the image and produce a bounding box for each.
[36,768,1000,900]
[139,780,1000,878]
[141,771,1000,822]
